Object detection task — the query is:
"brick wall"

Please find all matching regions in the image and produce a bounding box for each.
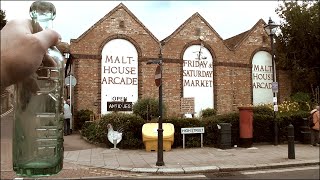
[70,3,292,117]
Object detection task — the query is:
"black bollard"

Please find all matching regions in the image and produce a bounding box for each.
[288,123,295,159]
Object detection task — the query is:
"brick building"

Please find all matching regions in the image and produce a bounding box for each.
[70,3,291,118]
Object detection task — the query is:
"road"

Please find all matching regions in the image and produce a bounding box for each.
[241,166,319,179]
[88,166,320,179]
[37,165,317,179]
[95,165,319,179]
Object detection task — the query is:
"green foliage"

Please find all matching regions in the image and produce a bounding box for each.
[185,136,201,147]
[80,109,311,149]
[201,116,221,146]
[253,114,274,143]
[132,97,159,121]
[291,92,311,103]
[81,121,98,143]
[75,109,93,130]
[0,9,7,30]
[278,101,300,114]
[276,110,309,143]
[253,104,273,116]
[81,112,145,149]
[163,117,204,148]
[290,92,312,111]
[275,1,320,93]
[200,108,217,118]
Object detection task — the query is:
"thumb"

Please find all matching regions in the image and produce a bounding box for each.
[33,29,61,50]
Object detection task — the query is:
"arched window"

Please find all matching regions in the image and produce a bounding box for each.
[252,51,273,105]
[101,39,138,114]
[182,45,214,117]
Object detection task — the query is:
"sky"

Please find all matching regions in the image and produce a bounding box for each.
[1,1,282,43]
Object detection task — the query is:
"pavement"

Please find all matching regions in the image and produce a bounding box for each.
[1,111,320,179]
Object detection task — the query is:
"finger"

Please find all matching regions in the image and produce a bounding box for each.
[43,54,58,67]
[33,29,61,50]
[31,21,44,33]
[4,19,33,34]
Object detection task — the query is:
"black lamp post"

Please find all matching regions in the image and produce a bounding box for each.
[264,17,279,146]
[146,43,164,166]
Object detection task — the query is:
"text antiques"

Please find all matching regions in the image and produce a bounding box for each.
[107,101,132,111]
[181,127,205,149]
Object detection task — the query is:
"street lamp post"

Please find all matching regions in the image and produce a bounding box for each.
[264,17,279,146]
[146,43,164,166]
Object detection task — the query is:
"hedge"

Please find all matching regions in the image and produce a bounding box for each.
[80,110,310,149]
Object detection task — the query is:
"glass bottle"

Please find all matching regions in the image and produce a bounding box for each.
[13,1,64,177]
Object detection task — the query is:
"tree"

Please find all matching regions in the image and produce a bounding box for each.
[0,9,7,30]
[132,97,159,121]
[275,1,320,95]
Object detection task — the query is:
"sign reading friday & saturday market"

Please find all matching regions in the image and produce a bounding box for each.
[183,45,214,117]
[101,39,138,114]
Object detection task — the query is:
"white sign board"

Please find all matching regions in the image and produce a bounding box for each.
[101,39,138,114]
[183,45,213,117]
[181,127,205,134]
[252,51,274,105]
[272,82,278,93]
[181,127,205,149]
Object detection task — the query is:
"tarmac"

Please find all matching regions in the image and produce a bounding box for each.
[1,111,320,179]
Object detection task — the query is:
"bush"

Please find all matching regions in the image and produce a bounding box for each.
[253,104,273,116]
[164,113,239,148]
[277,110,309,143]
[80,108,311,149]
[291,92,311,103]
[81,121,98,143]
[200,108,217,118]
[163,117,204,148]
[253,114,274,143]
[278,101,300,114]
[74,109,93,130]
[202,116,222,147]
[133,97,159,121]
[81,112,145,149]
[290,92,312,111]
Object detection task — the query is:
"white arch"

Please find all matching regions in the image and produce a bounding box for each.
[101,39,138,114]
[252,51,273,105]
[183,45,214,117]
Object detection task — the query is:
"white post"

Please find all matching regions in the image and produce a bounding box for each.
[69,74,72,131]
[183,134,185,149]
[201,133,203,148]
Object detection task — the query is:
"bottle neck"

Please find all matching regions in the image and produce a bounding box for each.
[32,14,53,32]
[38,19,53,30]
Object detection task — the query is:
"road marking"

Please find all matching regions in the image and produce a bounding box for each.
[80,175,207,179]
[135,175,207,179]
[242,166,319,175]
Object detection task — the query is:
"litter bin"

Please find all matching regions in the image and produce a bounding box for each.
[238,106,253,148]
[217,123,232,149]
[300,118,311,144]
[142,123,174,152]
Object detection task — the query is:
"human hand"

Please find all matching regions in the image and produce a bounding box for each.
[0,19,60,91]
